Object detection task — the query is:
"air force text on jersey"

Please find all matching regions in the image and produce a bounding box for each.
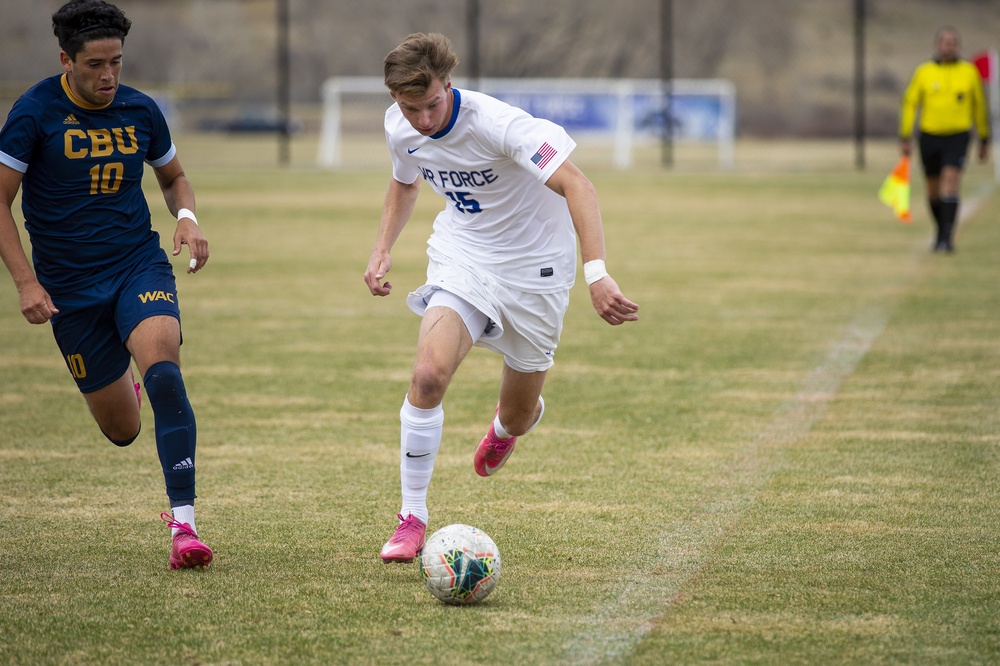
[418,166,499,189]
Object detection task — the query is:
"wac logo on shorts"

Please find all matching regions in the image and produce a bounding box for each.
[138,290,175,304]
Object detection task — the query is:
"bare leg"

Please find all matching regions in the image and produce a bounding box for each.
[497,364,547,436]
[125,314,181,376]
[473,364,547,477]
[925,175,941,201]
[82,369,141,444]
[408,306,475,408]
[81,313,181,445]
[938,166,961,198]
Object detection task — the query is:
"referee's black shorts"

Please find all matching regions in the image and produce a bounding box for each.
[918,131,970,177]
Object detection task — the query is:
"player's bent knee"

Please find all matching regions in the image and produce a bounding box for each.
[102,425,141,447]
[144,361,186,406]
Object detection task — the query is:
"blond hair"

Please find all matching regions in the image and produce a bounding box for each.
[384,33,459,96]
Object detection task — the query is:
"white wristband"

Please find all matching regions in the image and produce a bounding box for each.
[177,208,198,226]
[583,259,609,286]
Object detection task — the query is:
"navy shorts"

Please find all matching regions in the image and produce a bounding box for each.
[918,131,970,177]
[49,255,181,393]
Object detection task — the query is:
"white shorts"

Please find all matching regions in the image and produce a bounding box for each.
[406,256,569,373]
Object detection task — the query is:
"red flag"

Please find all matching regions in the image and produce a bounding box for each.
[972,51,992,82]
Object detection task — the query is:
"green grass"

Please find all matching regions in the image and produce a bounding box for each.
[1,138,998,665]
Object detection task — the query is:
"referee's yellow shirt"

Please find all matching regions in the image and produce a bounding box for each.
[899,59,990,140]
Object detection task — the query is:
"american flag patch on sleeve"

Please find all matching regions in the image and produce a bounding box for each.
[530,142,558,169]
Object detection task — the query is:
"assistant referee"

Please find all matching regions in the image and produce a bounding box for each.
[899,26,990,253]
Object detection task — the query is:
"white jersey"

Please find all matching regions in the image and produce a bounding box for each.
[385,88,578,293]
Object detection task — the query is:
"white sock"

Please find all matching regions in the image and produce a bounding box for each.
[492,415,512,440]
[494,395,545,439]
[399,396,443,526]
[171,504,196,536]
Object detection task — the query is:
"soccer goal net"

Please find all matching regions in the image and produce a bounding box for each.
[317,77,735,170]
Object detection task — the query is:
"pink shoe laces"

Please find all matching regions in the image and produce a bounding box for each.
[389,513,424,543]
[160,511,197,537]
[487,428,516,457]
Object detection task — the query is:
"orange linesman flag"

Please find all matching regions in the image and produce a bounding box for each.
[878,156,912,223]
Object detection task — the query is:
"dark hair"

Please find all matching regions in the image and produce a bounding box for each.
[52,0,131,60]
[384,33,459,96]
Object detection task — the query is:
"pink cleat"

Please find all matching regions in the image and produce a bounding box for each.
[380,513,426,563]
[474,423,517,477]
[161,512,213,570]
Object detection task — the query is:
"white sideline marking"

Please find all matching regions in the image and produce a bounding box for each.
[564,184,994,664]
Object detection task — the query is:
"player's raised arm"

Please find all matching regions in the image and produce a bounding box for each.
[364,177,422,296]
[545,160,639,326]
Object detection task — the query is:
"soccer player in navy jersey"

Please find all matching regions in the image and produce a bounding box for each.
[0,0,212,569]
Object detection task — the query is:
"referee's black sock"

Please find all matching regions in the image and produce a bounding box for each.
[940,196,959,249]
[929,198,944,246]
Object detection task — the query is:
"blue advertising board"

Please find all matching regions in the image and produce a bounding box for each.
[488,90,728,141]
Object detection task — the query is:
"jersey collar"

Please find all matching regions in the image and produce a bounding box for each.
[430,88,461,140]
[60,73,114,111]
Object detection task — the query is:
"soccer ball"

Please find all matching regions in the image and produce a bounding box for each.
[419,523,502,605]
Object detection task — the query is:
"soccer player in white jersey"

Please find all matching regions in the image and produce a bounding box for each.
[364,33,639,563]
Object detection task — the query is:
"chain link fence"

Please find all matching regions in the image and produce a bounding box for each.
[1,0,996,170]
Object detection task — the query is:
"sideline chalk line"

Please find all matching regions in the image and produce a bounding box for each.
[563,182,995,665]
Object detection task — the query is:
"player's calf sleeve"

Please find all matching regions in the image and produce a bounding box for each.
[144,361,197,505]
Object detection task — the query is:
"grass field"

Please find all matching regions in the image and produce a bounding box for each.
[1,137,998,665]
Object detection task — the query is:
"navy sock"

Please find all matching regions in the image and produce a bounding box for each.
[143,361,197,505]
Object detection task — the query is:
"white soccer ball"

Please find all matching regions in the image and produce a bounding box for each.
[419,523,502,605]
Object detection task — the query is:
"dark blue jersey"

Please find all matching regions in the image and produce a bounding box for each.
[0,74,175,292]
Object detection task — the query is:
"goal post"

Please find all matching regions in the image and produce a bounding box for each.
[317,77,736,170]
